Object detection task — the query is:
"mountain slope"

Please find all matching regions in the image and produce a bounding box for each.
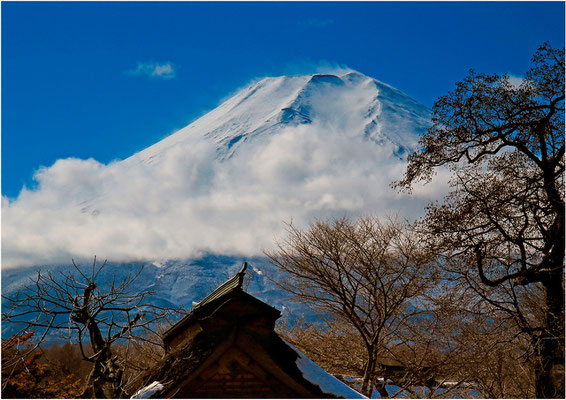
[125,71,429,166]
[2,71,443,323]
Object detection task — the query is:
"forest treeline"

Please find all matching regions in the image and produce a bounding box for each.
[2,43,563,398]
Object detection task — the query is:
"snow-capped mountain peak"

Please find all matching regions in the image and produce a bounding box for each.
[3,69,448,342]
[126,71,429,166]
[3,70,439,271]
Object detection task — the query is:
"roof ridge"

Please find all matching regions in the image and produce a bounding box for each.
[192,262,248,309]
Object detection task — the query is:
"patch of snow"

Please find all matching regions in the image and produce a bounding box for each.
[131,381,164,398]
[370,384,405,399]
[285,340,367,398]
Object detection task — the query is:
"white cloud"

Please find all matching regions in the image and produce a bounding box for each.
[2,129,448,269]
[282,60,354,78]
[128,62,176,79]
[507,73,525,88]
[2,74,449,269]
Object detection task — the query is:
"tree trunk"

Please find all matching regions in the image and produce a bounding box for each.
[370,370,389,399]
[375,382,389,398]
[79,318,126,398]
[536,272,565,398]
[361,351,376,397]
[79,363,106,398]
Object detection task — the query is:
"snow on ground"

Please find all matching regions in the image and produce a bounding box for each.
[370,382,481,398]
[130,381,164,399]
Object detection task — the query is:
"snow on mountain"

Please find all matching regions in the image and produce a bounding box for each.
[125,72,428,166]
[1,255,302,340]
[2,71,448,331]
[3,70,441,270]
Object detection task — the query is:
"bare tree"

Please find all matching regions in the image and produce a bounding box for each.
[396,42,564,398]
[427,273,540,398]
[278,314,476,399]
[2,258,180,398]
[266,216,438,396]
[277,316,368,381]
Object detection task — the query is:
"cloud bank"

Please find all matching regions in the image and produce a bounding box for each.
[2,128,448,269]
[2,73,449,269]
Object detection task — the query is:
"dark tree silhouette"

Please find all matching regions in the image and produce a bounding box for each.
[397,43,564,398]
[2,258,180,398]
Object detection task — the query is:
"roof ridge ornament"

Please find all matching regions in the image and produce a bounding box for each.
[237,262,248,288]
[191,262,249,310]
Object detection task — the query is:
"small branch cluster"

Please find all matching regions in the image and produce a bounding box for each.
[2,257,181,398]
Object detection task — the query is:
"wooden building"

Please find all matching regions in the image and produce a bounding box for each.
[131,263,365,399]
[378,358,437,388]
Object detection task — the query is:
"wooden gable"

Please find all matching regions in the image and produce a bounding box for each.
[161,263,281,350]
[165,326,314,398]
[131,263,363,399]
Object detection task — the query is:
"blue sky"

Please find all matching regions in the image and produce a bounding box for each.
[2,1,564,199]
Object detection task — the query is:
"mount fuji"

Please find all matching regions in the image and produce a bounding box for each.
[124,72,428,165]
[2,70,443,333]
